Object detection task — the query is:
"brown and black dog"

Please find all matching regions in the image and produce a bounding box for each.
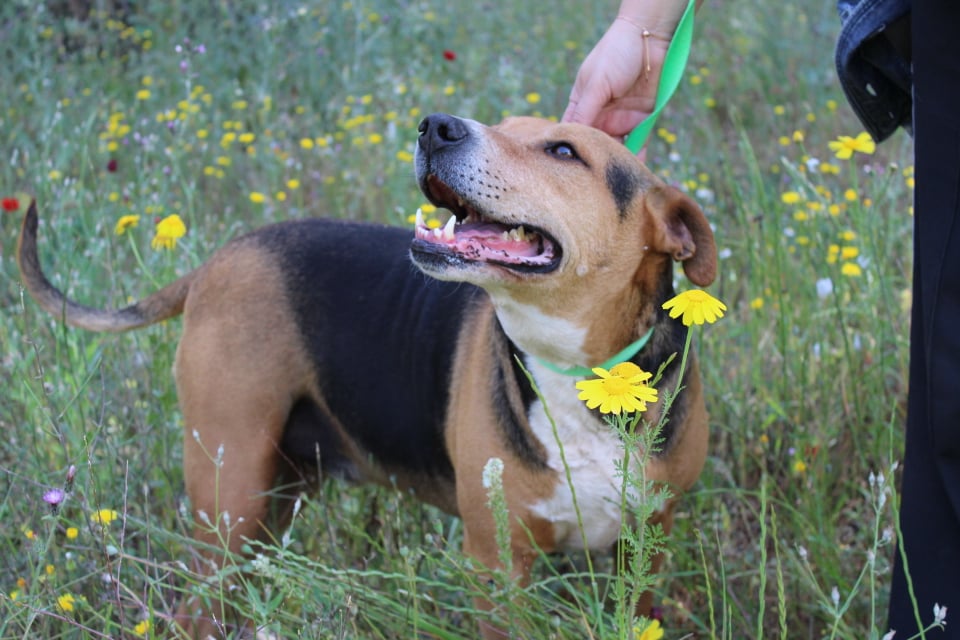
[17,114,716,638]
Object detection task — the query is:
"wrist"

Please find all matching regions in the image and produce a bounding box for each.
[615,0,690,36]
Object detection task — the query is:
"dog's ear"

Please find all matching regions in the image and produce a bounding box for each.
[644,185,717,286]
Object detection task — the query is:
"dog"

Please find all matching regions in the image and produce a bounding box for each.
[16,113,716,638]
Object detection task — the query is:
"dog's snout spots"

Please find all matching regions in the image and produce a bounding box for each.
[605,161,641,221]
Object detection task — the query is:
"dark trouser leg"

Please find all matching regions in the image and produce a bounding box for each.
[887,0,960,635]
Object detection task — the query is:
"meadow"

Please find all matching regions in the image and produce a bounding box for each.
[0,0,922,638]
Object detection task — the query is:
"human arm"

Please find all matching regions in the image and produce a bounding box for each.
[562,1,697,140]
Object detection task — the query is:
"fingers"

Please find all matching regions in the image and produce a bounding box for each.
[562,80,610,127]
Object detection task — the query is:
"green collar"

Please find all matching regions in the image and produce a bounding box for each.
[624,0,696,153]
[535,327,655,377]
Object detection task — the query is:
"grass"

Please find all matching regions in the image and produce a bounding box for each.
[0,0,925,637]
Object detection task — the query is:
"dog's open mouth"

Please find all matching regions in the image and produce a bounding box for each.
[411,175,561,273]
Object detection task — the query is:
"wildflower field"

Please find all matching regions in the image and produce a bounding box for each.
[0,0,920,638]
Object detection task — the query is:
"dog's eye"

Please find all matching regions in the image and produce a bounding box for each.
[546,142,580,161]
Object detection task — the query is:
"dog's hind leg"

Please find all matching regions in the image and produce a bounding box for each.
[169,247,312,637]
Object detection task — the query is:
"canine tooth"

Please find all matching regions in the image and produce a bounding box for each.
[415,207,424,229]
[443,215,456,240]
[516,226,526,241]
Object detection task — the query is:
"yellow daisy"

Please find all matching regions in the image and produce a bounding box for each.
[828,132,876,159]
[57,593,76,612]
[151,214,186,251]
[634,619,665,640]
[662,289,727,326]
[114,214,140,236]
[575,362,658,415]
[91,508,120,525]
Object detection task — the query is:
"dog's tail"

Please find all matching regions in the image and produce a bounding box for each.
[17,201,197,332]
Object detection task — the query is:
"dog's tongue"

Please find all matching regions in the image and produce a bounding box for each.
[454,222,542,258]
[414,211,555,266]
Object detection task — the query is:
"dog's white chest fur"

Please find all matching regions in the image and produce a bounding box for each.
[525,363,640,551]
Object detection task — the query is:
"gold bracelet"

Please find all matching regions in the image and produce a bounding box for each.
[615,16,673,75]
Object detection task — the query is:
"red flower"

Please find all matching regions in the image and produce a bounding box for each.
[442,49,456,61]
[107,159,118,173]
[2,197,20,212]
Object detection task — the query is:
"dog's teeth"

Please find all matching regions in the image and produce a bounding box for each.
[501,231,510,241]
[443,215,456,240]
[415,207,424,229]
[433,227,443,238]
[509,227,527,242]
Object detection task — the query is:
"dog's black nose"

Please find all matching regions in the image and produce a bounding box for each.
[418,113,469,154]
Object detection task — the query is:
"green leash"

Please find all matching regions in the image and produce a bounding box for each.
[535,327,655,377]
[624,0,696,153]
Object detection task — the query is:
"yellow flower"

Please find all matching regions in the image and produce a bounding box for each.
[525,92,541,104]
[662,289,727,326]
[151,215,187,251]
[828,132,876,159]
[91,508,120,525]
[575,362,658,415]
[57,593,76,612]
[750,297,764,310]
[634,619,665,640]
[249,191,266,204]
[135,89,151,101]
[793,460,808,474]
[114,214,140,235]
[841,262,862,277]
[134,619,152,636]
[66,527,79,539]
[781,191,802,204]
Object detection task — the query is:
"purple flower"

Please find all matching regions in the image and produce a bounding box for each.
[43,488,66,507]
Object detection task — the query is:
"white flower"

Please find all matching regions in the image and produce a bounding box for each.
[481,457,504,490]
[816,277,834,299]
[934,603,948,624]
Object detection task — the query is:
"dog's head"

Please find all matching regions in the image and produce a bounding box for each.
[410,113,717,363]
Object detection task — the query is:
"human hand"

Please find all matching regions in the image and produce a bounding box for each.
[562,17,672,141]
